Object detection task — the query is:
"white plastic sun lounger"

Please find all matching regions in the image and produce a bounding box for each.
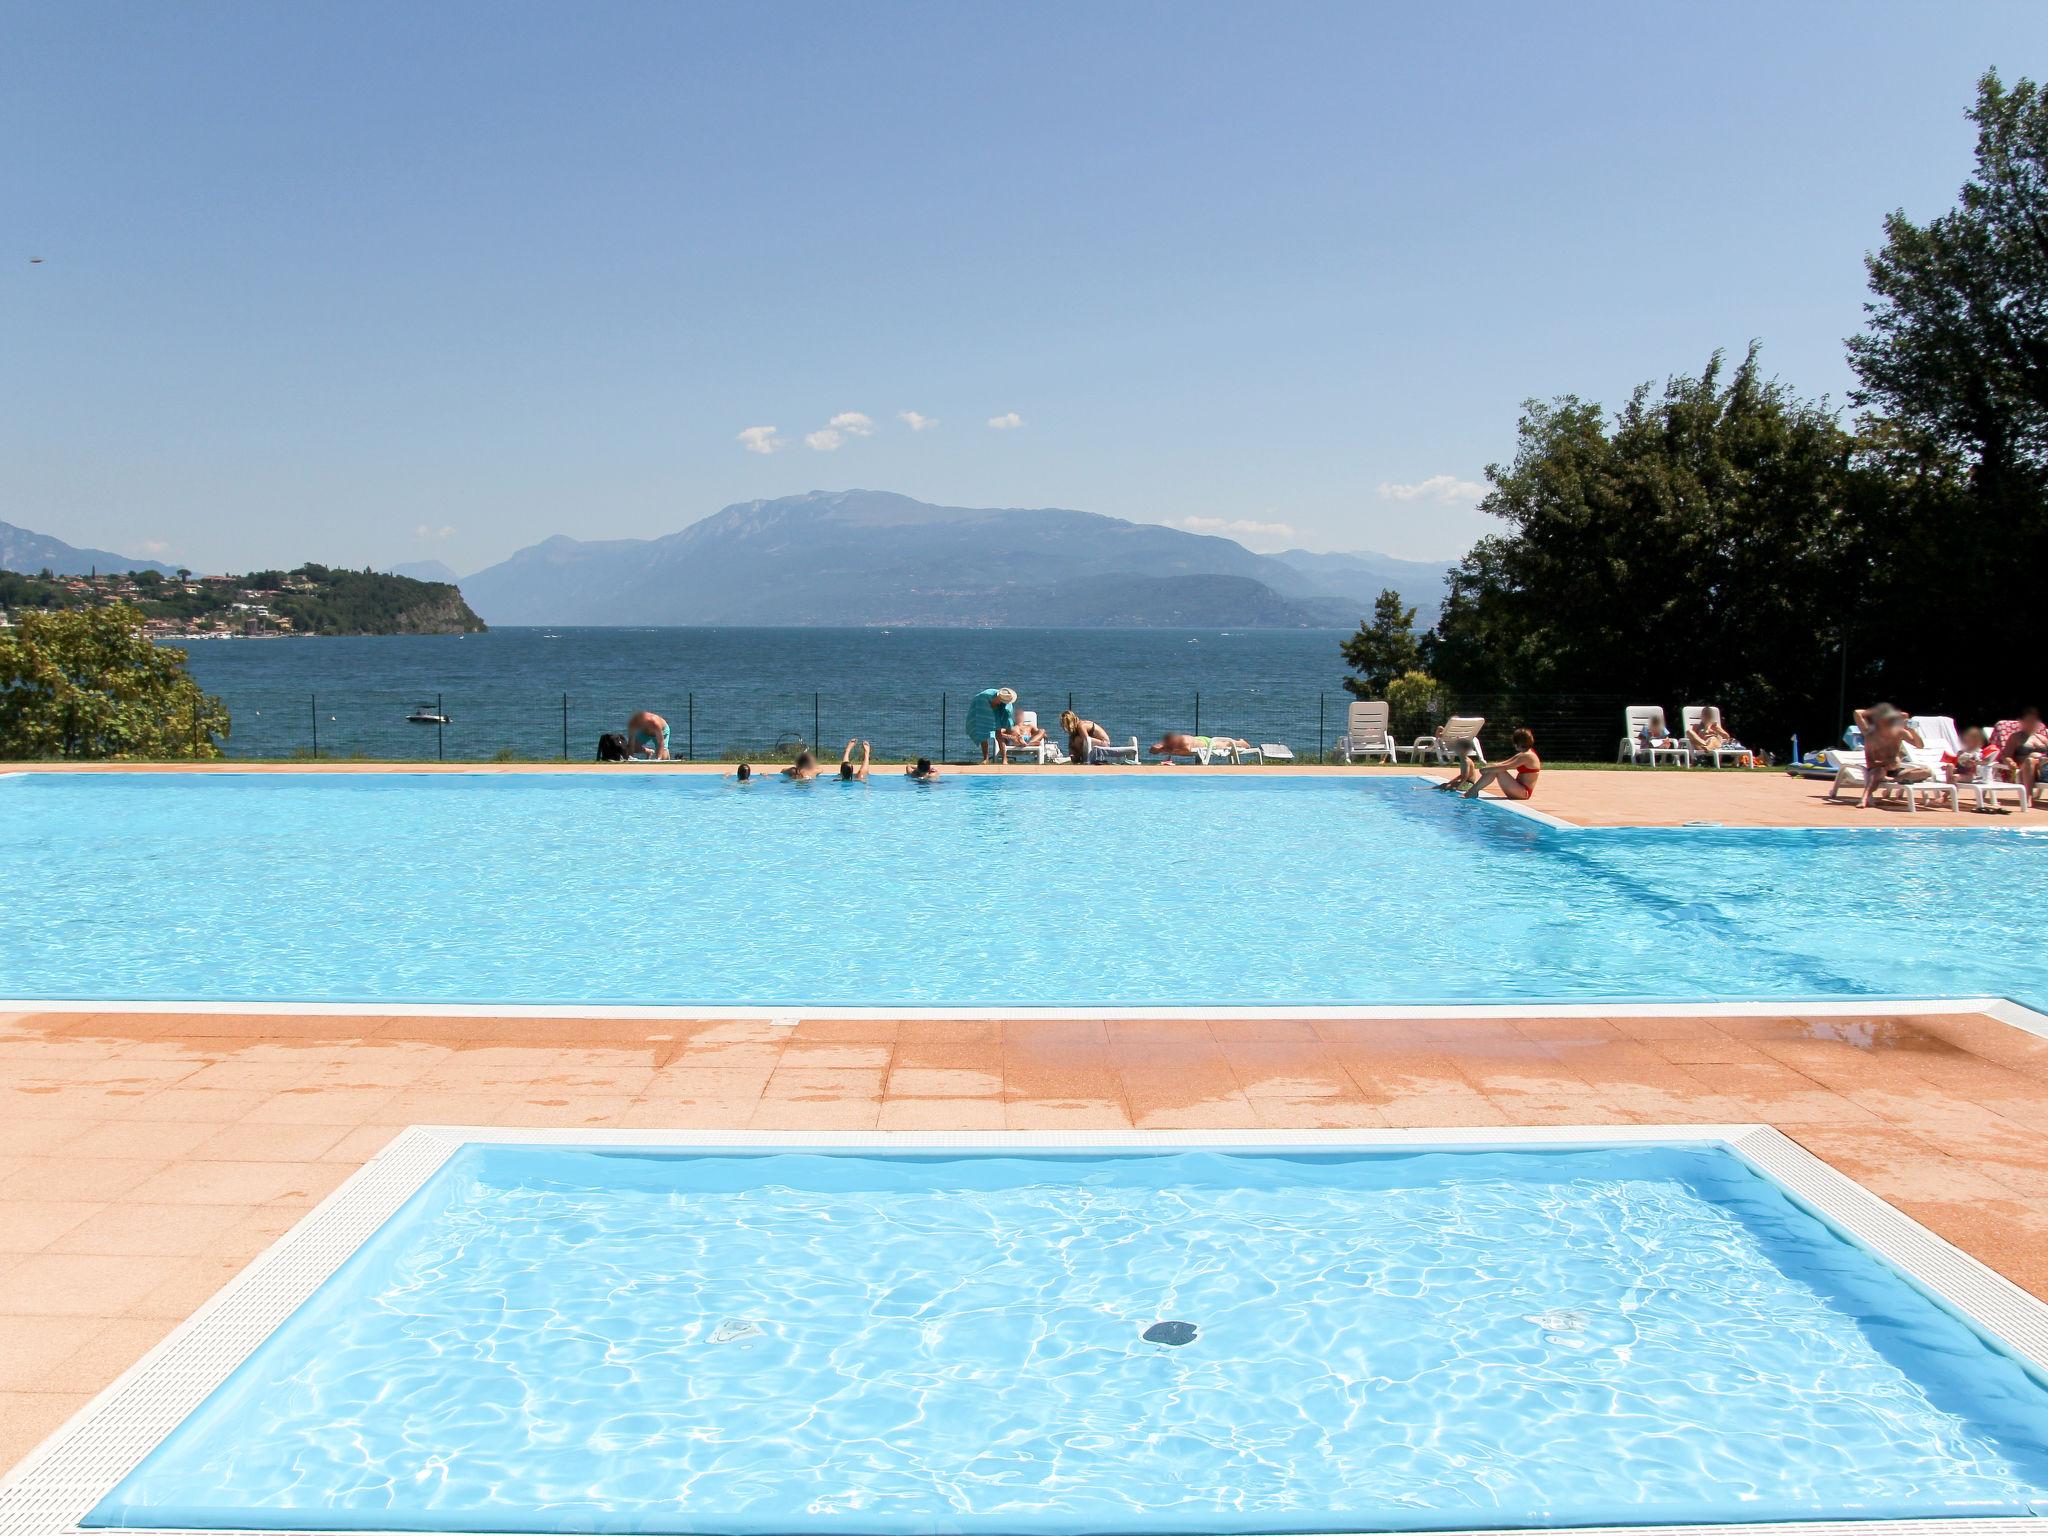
[1619,705,1689,766]
[1413,715,1486,764]
[1826,745,1961,812]
[1003,710,1066,764]
[1337,701,1402,763]
[1680,705,1749,767]
[1089,736,1141,765]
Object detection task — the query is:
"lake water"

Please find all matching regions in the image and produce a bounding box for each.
[171,627,1352,762]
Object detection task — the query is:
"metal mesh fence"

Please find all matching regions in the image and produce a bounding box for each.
[134,687,1688,764]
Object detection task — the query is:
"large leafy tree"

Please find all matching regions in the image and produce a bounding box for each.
[1424,347,1869,745]
[1845,69,2048,709]
[0,605,229,759]
[1339,588,1422,698]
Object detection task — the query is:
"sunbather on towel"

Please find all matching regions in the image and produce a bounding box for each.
[1060,710,1109,764]
[1438,728,1541,800]
[1151,732,1249,761]
[1854,704,1927,806]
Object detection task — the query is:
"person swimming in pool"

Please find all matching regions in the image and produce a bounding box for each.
[624,710,670,760]
[905,757,941,780]
[783,749,820,781]
[1438,727,1541,800]
[838,739,871,781]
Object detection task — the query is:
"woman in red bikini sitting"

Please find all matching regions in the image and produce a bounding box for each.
[1437,727,1541,801]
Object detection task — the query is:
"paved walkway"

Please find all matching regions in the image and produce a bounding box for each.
[4,1005,2048,1473]
[9,760,2037,827]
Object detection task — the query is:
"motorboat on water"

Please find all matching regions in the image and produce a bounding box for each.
[406,703,452,725]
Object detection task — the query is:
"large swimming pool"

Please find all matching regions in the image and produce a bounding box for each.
[2,771,2044,1009]
[80,1142,2048,1533]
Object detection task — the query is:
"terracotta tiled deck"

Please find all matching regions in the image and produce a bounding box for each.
[12,760,2036,828]
[5,1005,2048,1475]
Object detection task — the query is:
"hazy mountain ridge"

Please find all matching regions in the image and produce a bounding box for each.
[460,491,1451,627]
[0,520,178,578]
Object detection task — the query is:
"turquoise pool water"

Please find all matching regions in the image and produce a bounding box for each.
[87,1144,2048,1533]
[1,771,2044,1008]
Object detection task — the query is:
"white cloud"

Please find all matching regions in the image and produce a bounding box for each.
[737,425,788,455]
[137,539,171,555]
[1377,474,1485,504]
[805,427,845,451]
[413,524,456,541]
[898,410,936,431]
[987,411,1024,430]
[1175,514,1297,549]
[827,411,875,437]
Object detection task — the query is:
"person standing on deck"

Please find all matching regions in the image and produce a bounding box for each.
[965,686,1018,763]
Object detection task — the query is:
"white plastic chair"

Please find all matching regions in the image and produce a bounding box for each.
[1826,746,1961,812]
[1413,715,1486,764]
[1337,701,1402,763]
[1619,705,1689,766]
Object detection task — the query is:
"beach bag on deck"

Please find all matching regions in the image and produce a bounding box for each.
[596,732,630,762]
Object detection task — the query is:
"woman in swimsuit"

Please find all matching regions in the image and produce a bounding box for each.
[1438,727,1541,800]
[1060,709,1109,764]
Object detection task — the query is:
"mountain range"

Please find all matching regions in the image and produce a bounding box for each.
[0,520,178,578]
[457,491,1451,628]
[6,493,1457,629]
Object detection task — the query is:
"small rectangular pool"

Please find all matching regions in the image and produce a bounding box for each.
[1,771,2045,1009]
[18,1128,2048,1536]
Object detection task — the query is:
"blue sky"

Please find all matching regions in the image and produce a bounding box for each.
[5,1,2044,575]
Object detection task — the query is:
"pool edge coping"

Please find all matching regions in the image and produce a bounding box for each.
[7,997,2047,1045]
[4,1124,2048,1536]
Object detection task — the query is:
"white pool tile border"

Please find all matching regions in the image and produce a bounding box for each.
[4,1124,2048,1536]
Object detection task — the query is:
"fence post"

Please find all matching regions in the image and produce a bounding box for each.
[191,697,200,760]
[939,694,946,765]
[1318,693,1325,763]
[687,693,695,762]
[310,693,319,760]
[561,694,568,761]
[436,693,445,761]
[813,691,820,753]
[1194,691,1200,735]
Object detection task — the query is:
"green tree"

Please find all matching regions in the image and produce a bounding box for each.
[1339,588,1422,698]
[1425,346,1867,745]
[1845,69,2048,711]
[0,605,229,759]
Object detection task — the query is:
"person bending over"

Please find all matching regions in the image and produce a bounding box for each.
[838,739,872,781]
[1438,728,1541,800]
[1060,709,1109,764]
[624,710,670,760]
[965,686,1018,763]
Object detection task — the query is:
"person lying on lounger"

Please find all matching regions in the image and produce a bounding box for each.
[1438,728,1541,800]
[1687,707,1736,754]
[1151,732,1250,761]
